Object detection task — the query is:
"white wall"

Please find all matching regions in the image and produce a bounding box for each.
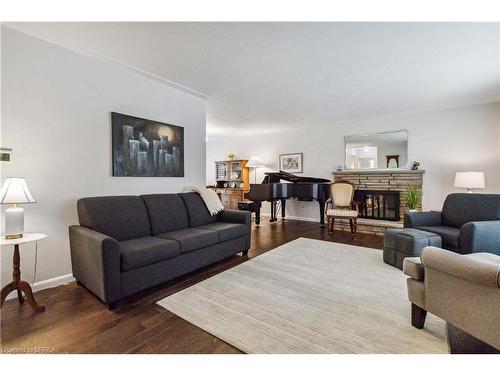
[1,27,207,287]
[207,103,500,221]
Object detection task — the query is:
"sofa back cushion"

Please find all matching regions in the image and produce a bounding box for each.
[442,193,500,228]
[141,194,189,235]
[77,196,151,241]
[179,192,218,227]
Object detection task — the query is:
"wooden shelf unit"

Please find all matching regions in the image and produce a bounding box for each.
[214,159,249,209]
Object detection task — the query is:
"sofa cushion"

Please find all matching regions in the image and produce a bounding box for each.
[141,194,189,235]
[417,226,460,249]
[77,196,151,241]
[179,192,218,227]
[157,228,219,254]
[120,237,180,271]
[442,193,500,228]
[196,222,248,242]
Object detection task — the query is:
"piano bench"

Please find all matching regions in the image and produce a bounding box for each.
[237,200,262,225]
[237,200,261,212]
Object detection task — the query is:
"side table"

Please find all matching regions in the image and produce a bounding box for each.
[0,233,47,312]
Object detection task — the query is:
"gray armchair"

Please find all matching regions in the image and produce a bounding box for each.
[404,193,500,255]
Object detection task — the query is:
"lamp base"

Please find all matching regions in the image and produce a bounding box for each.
[5,206,24,240]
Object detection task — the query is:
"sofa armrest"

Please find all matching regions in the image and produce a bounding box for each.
[403,257,425,281]
[460,221,500,255]
[69,225,121,304]
[218,209,251,226]
[421,246,500,288]
[404,211,442,228]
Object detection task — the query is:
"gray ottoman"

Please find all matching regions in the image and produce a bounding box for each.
[383,228,442,270]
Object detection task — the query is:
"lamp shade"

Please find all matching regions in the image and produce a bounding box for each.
[245,156,265,168]
[0,178,36,204]
[454,172,485,189]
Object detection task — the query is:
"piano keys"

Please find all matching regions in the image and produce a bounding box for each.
[245,170,331,226]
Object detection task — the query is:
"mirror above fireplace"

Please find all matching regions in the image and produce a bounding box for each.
[344,130,408,170]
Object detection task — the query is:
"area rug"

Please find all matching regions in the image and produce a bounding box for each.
[157,237,447,353]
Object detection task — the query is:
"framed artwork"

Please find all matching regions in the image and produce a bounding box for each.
[386,155,399,168]
[279,153,303,173]
[0,148,12,163]
[111,112,184,177]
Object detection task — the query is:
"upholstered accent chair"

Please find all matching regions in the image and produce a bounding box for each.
[326,180,359,235]
[404,193,500,255]
[403,246,500,353]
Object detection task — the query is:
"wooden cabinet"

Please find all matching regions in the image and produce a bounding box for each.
[214,160,249,209]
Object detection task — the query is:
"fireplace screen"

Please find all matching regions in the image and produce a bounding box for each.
[354,190,400,221]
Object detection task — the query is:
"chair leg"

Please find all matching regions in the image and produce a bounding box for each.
[349,219,354,235]
[353,218,357,235]
[329,217,335,234]
[326,217,332,234]
[411,303,427,329]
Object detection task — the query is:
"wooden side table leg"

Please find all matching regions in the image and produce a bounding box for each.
[1,281,17,308]
[17,281,45,312]
[1,243,45,312]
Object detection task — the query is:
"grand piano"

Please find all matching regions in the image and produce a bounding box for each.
[244,171,331,226]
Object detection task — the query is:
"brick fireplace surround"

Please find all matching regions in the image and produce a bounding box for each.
[332,169,424,235]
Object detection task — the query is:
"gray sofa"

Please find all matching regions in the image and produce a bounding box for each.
[69,192,251,307]
[404,193,500,255]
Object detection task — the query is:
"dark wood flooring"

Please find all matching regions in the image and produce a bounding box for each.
[0,219,382,354]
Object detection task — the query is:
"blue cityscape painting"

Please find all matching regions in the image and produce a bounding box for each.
[112,112,184,177]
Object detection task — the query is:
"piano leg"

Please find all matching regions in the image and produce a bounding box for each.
[319,200,326,227]
[255,205,261,226]
[270,201,278,222]
[281,198,286,219]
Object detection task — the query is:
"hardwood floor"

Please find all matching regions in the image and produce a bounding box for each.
[0,219,382,354]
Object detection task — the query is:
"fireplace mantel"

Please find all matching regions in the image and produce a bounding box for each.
[333,169,425,175]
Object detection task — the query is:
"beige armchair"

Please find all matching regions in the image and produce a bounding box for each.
[326,180,359,235]
[403,246,500,353]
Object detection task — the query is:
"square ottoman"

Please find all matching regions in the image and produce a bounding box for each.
[383,228,442,270]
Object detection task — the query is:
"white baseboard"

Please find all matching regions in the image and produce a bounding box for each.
[5,273,75,301]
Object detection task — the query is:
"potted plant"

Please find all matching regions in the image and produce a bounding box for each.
[404,186,422,212]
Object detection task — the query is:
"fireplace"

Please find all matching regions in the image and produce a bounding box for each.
[354,190,400,221]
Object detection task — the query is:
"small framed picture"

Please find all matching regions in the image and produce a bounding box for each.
[386,155,399,168]
[279,153,303,173]
[0,148,12,163]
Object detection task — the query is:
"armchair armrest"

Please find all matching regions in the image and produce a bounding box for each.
[69,225,121,304]
[404,211,442,228]
[218,209,251,226]
[460,221,500,255]
[421,246,500,288]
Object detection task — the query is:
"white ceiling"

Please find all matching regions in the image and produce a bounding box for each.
[6,22,500,136]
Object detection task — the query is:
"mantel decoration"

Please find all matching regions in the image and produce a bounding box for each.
[112,112,184,177]
[279,153,303,173]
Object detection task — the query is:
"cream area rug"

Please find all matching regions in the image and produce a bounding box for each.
[157,238,447,353]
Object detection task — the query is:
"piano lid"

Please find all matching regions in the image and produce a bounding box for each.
[263,170,331,183]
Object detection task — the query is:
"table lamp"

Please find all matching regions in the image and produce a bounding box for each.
[0,177,36,239]
[245,156,265,184]
[454,171,485,193]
